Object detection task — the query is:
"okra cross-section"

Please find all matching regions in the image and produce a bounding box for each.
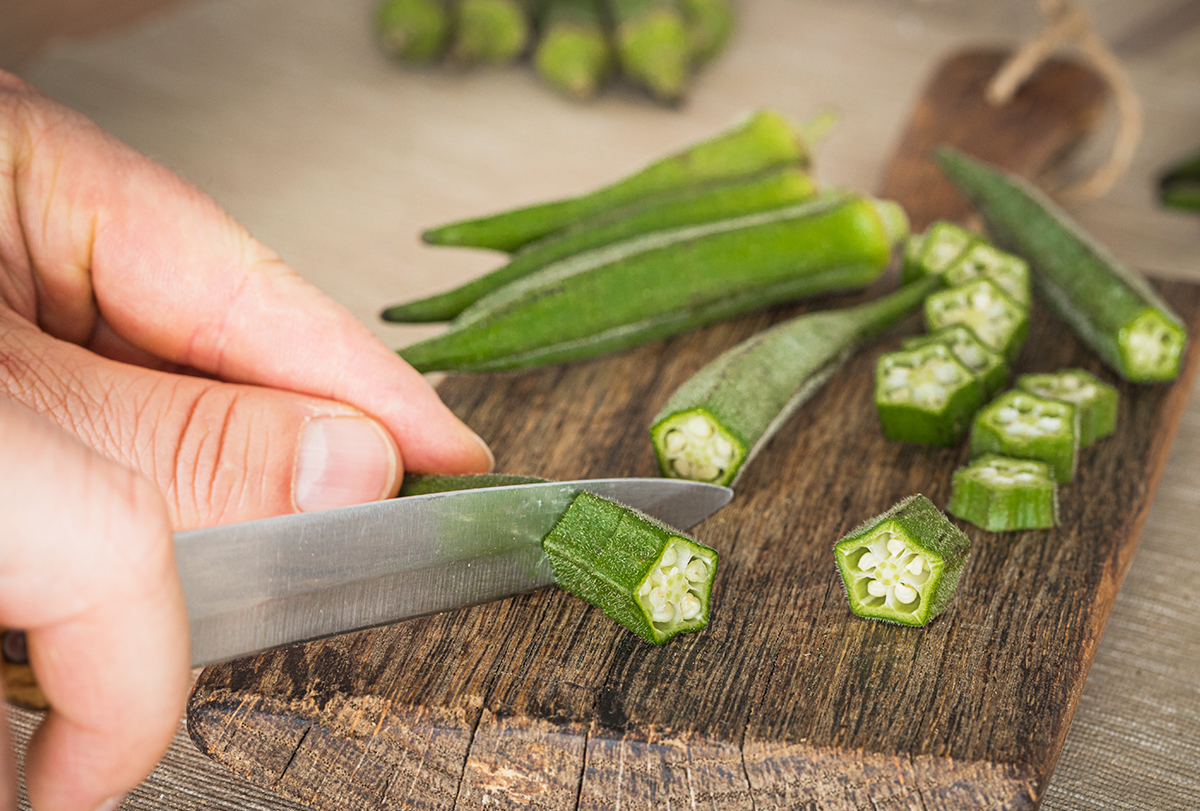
[541,491,719,644]
[834,494,970,626]
[902,324,1009,399]
[652,409,744,485]
[948,454,1059,532]
[875,343,983,446]
[943,242,1031,307]
[969,391,1079,484]
[1016,369,1118,447]
[924,278,1029,362]
[902,220,981,283]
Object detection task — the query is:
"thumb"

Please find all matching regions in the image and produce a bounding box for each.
[0,313,401,529]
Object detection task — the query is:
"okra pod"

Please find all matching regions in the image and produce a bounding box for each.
[679,0,734,63]
[937,147,1188,383]
[874,343,983,447]
[1016,369,1117,447]
[607,0,690,104]
[834,495,970,627]
[902,325,1009,399]
[451,0,531,64]
[533,0,613,99]
[943,242,1031,308]
[375,0,452,63]
[652,275,940,487]
[398,473,546,496]
[542,491,718,644]
[947,454,1058,532]
[1159,150,1200,212]
[924,277,1028,362]
[901,220,980,283]
[400,191,908,372]
[384,167,818,322]
[421,109,811,251]
[969,390,1079,484]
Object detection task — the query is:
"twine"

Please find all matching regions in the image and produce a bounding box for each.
[985,0,1142,201]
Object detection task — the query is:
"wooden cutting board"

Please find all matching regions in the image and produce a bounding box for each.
[186,52,1198,809]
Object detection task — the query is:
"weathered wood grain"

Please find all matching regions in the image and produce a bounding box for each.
[187,51,1193,810]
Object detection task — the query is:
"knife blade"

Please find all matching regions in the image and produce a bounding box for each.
[177,478,731,666]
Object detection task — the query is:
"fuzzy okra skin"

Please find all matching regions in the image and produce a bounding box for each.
[421,109,809,251]
[400,192,908,372]
[375,0,452,62]
[874,343,983,447]
[451,0,531,64]
[943,242,1031,308]
[924,277,1028,363]
[608,0,690,103]
[398,473,546,496]
[901,220,980,283]
[1016,369,1118,447]
[384,168,818,322]
[948,454,1058,532]
[902,325,1009,399]
[542,491,718,644]
[652,275,940,486]
[534,0,613,99]
[969,390,1080,484]
[834,495,970,626]
[937,148,1188,383]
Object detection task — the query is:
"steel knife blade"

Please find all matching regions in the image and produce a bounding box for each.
[176,478,732,666]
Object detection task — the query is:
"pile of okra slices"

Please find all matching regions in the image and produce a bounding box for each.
[374,0,733,105]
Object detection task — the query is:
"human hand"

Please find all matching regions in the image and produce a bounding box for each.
[0,69,492,809]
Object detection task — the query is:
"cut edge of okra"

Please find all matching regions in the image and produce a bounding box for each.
[901,220,980,283]
[943,242,1032,308]
[902,324,1009,399]
[652,407,744,486]
[924,277,1029,362]
[947,454,1059,533]
[969,390,1079,484]
[874,343,984,447]
[834,494,970,627]
[1016,369,1118,447]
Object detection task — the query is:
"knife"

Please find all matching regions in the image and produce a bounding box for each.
[1,478,731,699]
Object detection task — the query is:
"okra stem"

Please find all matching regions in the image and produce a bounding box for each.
[451,0,531,64]
[421,109,811,251]
[607,0,690,104]
[375,0,452,63]
[383,168,818,322]
[533,0,614,99]
[652,275,939,486]
[679,0,734,63]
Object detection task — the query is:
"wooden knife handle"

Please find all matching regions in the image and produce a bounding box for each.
[1,628,49,711]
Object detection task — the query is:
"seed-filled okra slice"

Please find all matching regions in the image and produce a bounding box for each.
[969,391,1079,484]
[875,343,983,446]
[1016,369,1118,447]
[901,220,981,283]
[902,324,1009,399]
[943,242,1031,307]
[924,277,1029,362]
[834,494,970,626]
[541,491,718,644]
[947,454,1058,532]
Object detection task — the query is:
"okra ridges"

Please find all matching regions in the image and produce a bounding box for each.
[1122,309,1187,382]
[947,454,1058,532]
[1017,369,1118,447]
[841,525,933,618]
[653,408,744,486]
[636,538,712,629]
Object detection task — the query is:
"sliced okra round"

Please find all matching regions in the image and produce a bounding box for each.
[874,343,983,447]
[902,324,1009,399]
[924,277,1028,362]
[947,454,1058,532]
[653,408,744,485]
[969,390,1079,484]
[943,242,1031,308]
[1016,369,1118,447]
[901,220,981,283]
[541,491,718,644]
[834,494,970,626]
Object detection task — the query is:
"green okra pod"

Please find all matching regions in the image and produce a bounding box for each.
[874,343,984,447]
[400,191,908,372]
[943,242,1031,308]
[969,390,1080,484]
[1016,369,1118,447]
[421,109,811,251]
[1159,150,1200,212]
[924,277,1028,363]
[902,325,1009,399]
[384,167,818,322]
[375,0,452,63]
[533,0,614,99]
[679,0,734,63]
[947,454,1058,532]
[451,0,532,64]
[542,491,718,644]
[651,275,940,487]
[607,0,690,104]
[834,495,970,627]
[901,220,980,283]
[937,147,1188,383]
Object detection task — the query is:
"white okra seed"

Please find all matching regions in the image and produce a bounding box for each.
[906,557,924,575]
[685,415,713,439]
[887,537,906,558]
[685,559,708,582]
[712,436,733,459]
[673,458,693,478]
[679,594,701,620]
[894,584,918,604]
[649,588,666,609]
[652,603,675,623]
[664,430,686,453]
[659,546,677,568]
[867,580,888,598]
[858,552,877,571]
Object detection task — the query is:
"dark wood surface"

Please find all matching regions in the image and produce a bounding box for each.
[186,52,1194,810]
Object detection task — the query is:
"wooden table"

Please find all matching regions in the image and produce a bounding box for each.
[5,0,1200,808]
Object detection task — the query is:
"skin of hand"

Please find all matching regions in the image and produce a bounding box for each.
[0,69,493,809]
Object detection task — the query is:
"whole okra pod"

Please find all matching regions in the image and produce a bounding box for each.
[651,275,939,487]
[534,0,614,99]
[607,0,690,104]
[421,109,812,251]
[384,168,817,322]
[937,147,1188,383]
[400,191,908,373]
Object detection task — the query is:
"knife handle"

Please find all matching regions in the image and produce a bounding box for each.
[1,628,49,710]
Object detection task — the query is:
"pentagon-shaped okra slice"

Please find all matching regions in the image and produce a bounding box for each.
[652,409,744,486]
[901,220,981,282]
[902,324,1009,399]
[875,343,983,446]
[924,277,1029,362]
[1016,369,1118,447]
[947,454,1058,532]
[943,242,1031,307]
[541,491,718,644]
[834,494,970,626]
[969,391,1079,484]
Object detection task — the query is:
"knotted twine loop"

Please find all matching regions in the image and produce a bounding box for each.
[985,0,1143,202]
